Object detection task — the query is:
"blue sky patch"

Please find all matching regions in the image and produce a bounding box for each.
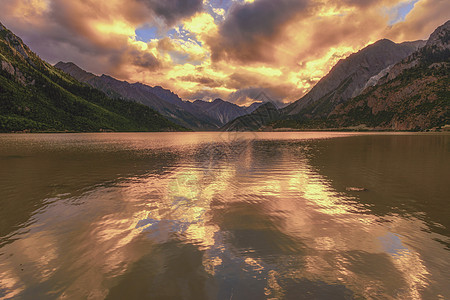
[135,25,159,42]
[388,0,419,25]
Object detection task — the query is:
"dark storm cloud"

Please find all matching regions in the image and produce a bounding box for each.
[208,0,416,64]
[0,0,166,75]
[185,89,224,101]
[337,0,380,8]
[139,0,204,26]
[210,0,311,63]
[2,0,448,104]
[177,75,223,88]
[129,49,161,69]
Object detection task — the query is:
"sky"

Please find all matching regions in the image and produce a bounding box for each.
[1,0,449,105]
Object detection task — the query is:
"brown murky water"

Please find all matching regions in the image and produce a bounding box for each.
[0,132,449,299]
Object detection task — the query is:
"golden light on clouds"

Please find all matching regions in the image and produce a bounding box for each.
[9,0,49,18]
[93,20,135,37]
[0,0,448,103]
[184,12,218,39]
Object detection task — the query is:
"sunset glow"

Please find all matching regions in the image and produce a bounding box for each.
[1,0,448,104]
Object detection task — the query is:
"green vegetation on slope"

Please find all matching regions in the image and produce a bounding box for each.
[0,24,185,132]
[330,63,448,130]
[272,47,449,131]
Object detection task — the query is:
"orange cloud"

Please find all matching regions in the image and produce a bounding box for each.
[0,0,448,105]
[385,0,450,41]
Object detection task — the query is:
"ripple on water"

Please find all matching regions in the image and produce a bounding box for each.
[0,132,449,299]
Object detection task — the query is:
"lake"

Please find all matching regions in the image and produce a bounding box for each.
[0,132,449,299]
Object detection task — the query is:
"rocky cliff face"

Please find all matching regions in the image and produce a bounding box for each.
[326,20,449,131]
[0,22,46,85]
[329,73,448,130]
[283,39,425,118]
[426,20,450,51]
[381,20,449,83]
[0,22,31,61]
[269,20,448,131]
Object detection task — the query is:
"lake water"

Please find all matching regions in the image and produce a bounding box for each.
[0,132,449,299]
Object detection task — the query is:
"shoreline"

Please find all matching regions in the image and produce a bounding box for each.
[2,128,449,134]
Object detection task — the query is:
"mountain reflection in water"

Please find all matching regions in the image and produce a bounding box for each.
[0,132,448,299]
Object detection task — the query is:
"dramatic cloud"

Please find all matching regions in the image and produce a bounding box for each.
[385,0,450,41]
[0,0,448,104]
[210,0,311,63]
[139,0,204,27]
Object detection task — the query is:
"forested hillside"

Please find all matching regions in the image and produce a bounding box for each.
[0,22,185,132]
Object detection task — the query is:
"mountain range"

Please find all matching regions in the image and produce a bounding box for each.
[55,62,260,130]
[221,102,281,131]
[283,39,425,117]
[323,20,449,131]
[0,22,184,132]
[1,20,448,133]
[224,20,449,131]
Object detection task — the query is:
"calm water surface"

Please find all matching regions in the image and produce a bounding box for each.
[0,132,449,299]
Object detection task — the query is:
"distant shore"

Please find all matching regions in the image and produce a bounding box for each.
[3,127,449,134]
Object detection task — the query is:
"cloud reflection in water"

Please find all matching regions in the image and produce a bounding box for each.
[0,132,448,299]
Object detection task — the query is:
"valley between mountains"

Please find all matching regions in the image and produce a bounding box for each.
[1,20,449,132]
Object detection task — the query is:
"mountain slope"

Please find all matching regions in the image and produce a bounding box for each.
[191,98,251,125]
[220,38,425,131]
[325,20,449,130]
[55,62,218,130]
[55,62,268,129]
[244,102,264,114]
[221,102,281,131]
[0,22,184,132]
[273,20,449,131]
[283,39,425,118]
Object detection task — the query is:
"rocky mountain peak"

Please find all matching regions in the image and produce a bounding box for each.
[372,38,395,47]
[284,37,422,117]
[426,20,450,51]
[0,23,31,62]
[380,20,449,83]
[55,61,97,82]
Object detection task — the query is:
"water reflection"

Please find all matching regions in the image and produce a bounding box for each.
[0,132,448,299]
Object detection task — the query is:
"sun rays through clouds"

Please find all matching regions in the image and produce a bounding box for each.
[1,0,448,103]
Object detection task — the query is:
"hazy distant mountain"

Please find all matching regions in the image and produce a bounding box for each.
[55,61,267,129]
[55,62,219,130]
[244,101,264,113]
[221,102,281,131]
[0,23,184,132]
[283,38,426,118]
[191,98,252,125]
